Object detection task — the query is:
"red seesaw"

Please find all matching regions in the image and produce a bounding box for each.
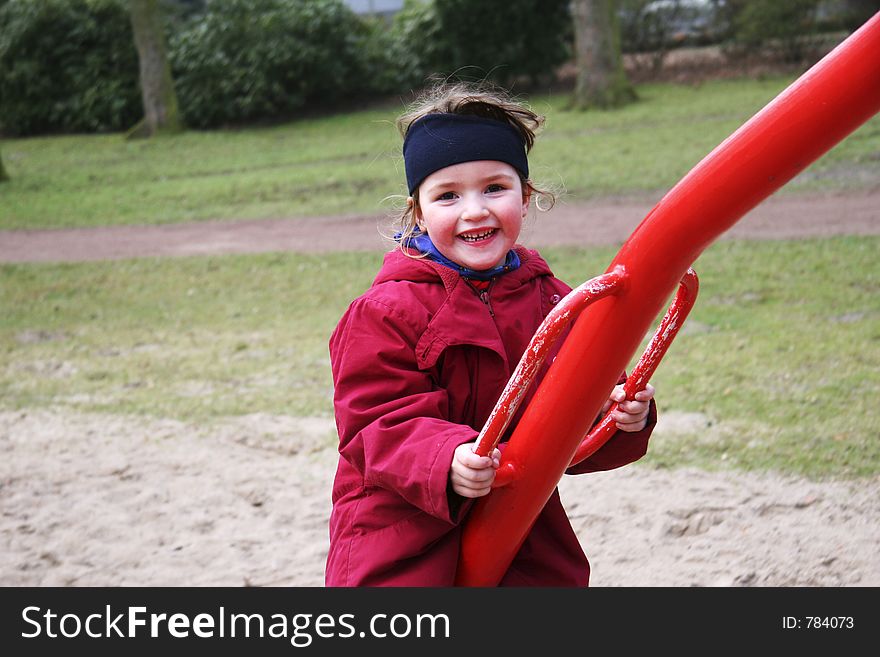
[456,11,880,587]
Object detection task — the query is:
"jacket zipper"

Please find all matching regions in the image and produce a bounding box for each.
[466,279,495,318]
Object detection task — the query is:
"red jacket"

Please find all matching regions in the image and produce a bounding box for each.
[326,246,656,586]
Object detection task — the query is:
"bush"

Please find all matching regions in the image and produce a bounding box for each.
[837,1,880,31]
[382,0,451,91]
[170,0,369,128]
[390,0,572,89]
[727,0,824,63]
[0,0,141,136]
[353,15,411,97]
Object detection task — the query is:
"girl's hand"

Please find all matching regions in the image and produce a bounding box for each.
[450,442,500,498]
[602,383,655,432]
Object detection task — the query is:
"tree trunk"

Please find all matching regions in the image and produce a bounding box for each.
[571,0,637,110]
[127,0,183,138]
[0,147,8,182]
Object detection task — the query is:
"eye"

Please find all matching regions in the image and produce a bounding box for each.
[485,183,506,193]
[436,191,457,201]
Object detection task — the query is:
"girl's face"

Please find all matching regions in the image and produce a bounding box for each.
[414,160,529,271]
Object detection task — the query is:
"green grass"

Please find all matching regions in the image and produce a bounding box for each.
[537,78,880,198]
[0,108,404,230]
[2,237,878,480]
[1,251,380,419]
[2,76,878,230]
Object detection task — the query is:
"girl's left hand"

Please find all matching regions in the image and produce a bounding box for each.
[601,383,654,432]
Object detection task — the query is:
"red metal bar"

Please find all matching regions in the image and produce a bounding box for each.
[568,268,698,467]
[455,12,880,587]
[472,267,627,487]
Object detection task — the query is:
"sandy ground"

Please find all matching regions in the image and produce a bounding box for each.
[2,409,877,587]
[1,190,878,587]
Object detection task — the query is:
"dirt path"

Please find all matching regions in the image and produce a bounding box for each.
[1,188,878,263]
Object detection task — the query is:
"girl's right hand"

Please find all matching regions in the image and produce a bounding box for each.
[450,442,501,498]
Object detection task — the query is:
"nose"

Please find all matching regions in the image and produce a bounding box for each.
[460,194,489,221]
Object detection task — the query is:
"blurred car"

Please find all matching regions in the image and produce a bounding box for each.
[638,0,729,47]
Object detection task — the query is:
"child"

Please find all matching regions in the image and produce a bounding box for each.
[326,82,656,586]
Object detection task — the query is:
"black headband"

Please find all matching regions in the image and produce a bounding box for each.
[402,113,529,194]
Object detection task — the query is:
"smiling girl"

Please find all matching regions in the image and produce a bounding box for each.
[325,82,657,586]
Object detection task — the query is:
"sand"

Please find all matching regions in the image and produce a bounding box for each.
[2,408,877,587]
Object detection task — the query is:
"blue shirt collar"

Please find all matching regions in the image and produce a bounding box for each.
[402,230,521,281]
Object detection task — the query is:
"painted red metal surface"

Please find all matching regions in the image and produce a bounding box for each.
[568,268,699,467]
[473,267,698,484]
[472,267,627,487]
[455,12,880,587]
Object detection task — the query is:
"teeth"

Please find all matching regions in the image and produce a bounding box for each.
[460,229,495,242]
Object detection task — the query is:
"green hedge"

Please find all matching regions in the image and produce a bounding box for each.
[729,0,824,62]
[2,0,571,136]
[170,0,370,128]
[0,0,374,134]
[0,0,141,135]
[389,0,571,88]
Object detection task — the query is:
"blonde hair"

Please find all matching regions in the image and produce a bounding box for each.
[392,81,555,252]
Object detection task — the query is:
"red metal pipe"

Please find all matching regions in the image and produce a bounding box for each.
[455,12,880,587]
[472,268,627,484]
[568,268,699,467]
[474,267,697,483]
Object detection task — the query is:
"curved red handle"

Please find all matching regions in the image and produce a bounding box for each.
[471,267,628,486]
[568,268,699,467]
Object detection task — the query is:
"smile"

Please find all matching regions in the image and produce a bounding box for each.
[458,229,497,243]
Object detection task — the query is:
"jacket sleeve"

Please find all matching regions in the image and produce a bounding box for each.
[330,296,477,525]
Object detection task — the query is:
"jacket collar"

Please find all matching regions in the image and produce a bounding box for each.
[373,245,551,292]
[373,246,553,370]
